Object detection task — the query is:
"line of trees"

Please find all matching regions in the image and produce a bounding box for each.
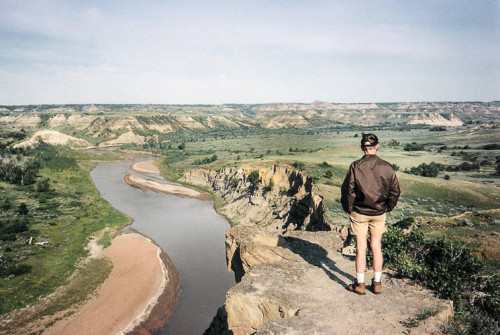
[405,161,481,178]
[193,154,217,165]
[0,154,39,185]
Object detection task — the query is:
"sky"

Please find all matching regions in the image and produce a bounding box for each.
[0,0,498,105]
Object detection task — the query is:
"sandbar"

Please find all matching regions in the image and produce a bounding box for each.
[130,160,160,174]
[125,174,210,200]
[44,233,179,335]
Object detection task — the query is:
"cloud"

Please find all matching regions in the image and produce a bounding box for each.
[0,0,498,104]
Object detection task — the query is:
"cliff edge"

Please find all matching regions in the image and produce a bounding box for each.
[184,164,453,334]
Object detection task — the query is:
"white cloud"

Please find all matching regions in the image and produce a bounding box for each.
[0,0,498,104]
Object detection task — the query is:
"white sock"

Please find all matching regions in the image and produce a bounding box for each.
[374,271,382,283]
[356,272,365,284]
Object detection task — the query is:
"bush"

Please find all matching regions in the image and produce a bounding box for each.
[324,170,333,178]
[0,264,32,277]
[0,154,39,185]
[482,144,500,150]
[17,203,29,215]
[36,177,51,192]
[455,162,480,171]
[429,126,447,131]
[193,154,217,165]
[387,139,400,147]
[264,181,274,191]
[475,275,500,323]
[230,178,239,188]
[1,198,12,210]
[247,171,260,186]
[379,227,499,326]
[406,162,443,177]
[293,161,305,170]
[0,217,29,241]
[404,142,425,151]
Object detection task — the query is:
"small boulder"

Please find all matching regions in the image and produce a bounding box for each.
[460,218,473,227]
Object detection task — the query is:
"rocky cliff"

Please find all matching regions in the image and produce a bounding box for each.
[182,164,345,233]
[212,226,453,335]
[184,165,454,335]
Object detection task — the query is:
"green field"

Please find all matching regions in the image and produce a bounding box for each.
[0,146,130,316]
[156,126,499,270]
[0,119,499,331]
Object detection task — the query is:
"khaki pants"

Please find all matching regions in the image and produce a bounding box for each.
[349,211,386,236]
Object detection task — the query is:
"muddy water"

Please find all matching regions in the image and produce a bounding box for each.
[90,160,234,334]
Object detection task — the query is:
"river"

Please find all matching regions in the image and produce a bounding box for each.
[90,159,235,334]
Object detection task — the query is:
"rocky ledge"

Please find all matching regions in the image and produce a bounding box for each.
[182,164,345,234]
[184,164,453,335]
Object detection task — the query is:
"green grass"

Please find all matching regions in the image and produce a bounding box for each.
[0,150,130,315]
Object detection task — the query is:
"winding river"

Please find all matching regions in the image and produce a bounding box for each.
[90,159,234,334]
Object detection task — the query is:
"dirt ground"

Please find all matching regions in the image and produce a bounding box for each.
[44,233,170,335]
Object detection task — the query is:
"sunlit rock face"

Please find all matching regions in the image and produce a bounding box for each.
[183,163,339,232]
[192,166,454,335]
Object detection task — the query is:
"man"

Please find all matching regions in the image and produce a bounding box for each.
[341,133,400,295]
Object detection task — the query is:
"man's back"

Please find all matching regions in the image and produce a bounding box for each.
[341,154,400,216]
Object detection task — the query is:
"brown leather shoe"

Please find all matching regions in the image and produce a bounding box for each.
[347,281,366,295]
[372,279,382,294]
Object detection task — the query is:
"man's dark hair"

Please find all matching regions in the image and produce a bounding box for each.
[361,133,379,148]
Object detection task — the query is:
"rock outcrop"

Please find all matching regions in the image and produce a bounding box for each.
[206,226,453,335]
[182,164,344,233]
[190,165,454,335]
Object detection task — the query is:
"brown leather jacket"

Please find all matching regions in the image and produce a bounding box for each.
[341,154,400,216]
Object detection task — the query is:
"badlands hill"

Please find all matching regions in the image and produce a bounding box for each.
[1,102,498,143]
[14,130,93,149]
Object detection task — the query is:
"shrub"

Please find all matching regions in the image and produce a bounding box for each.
[429,126,447,131]
[0,264,32,277]
[193,154,217,165]
[230,178,239,188]
[324,170,333,178]
[293,161,305,170]
[474,275,500,322]
[264,181,274,191]
[404,142,425,151]
[406,162,443,177]
[36,177,51,192]
[482,144,500,150]
[0,154,39,185]
[387,139,400,147]
[18,203,29,215]
[378,227,499,326]
[1,198,12,210]
[247,171,260,186]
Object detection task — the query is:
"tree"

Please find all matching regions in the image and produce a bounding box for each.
[247,171,260,186]
[18,203,29,215]
[36,177,51,192]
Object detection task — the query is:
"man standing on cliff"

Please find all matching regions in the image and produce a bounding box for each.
[341,133,400,295]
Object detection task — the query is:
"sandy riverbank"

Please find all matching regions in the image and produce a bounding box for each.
[130,160,160,174]
[44,233,179,335]
[126,161,210,200]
